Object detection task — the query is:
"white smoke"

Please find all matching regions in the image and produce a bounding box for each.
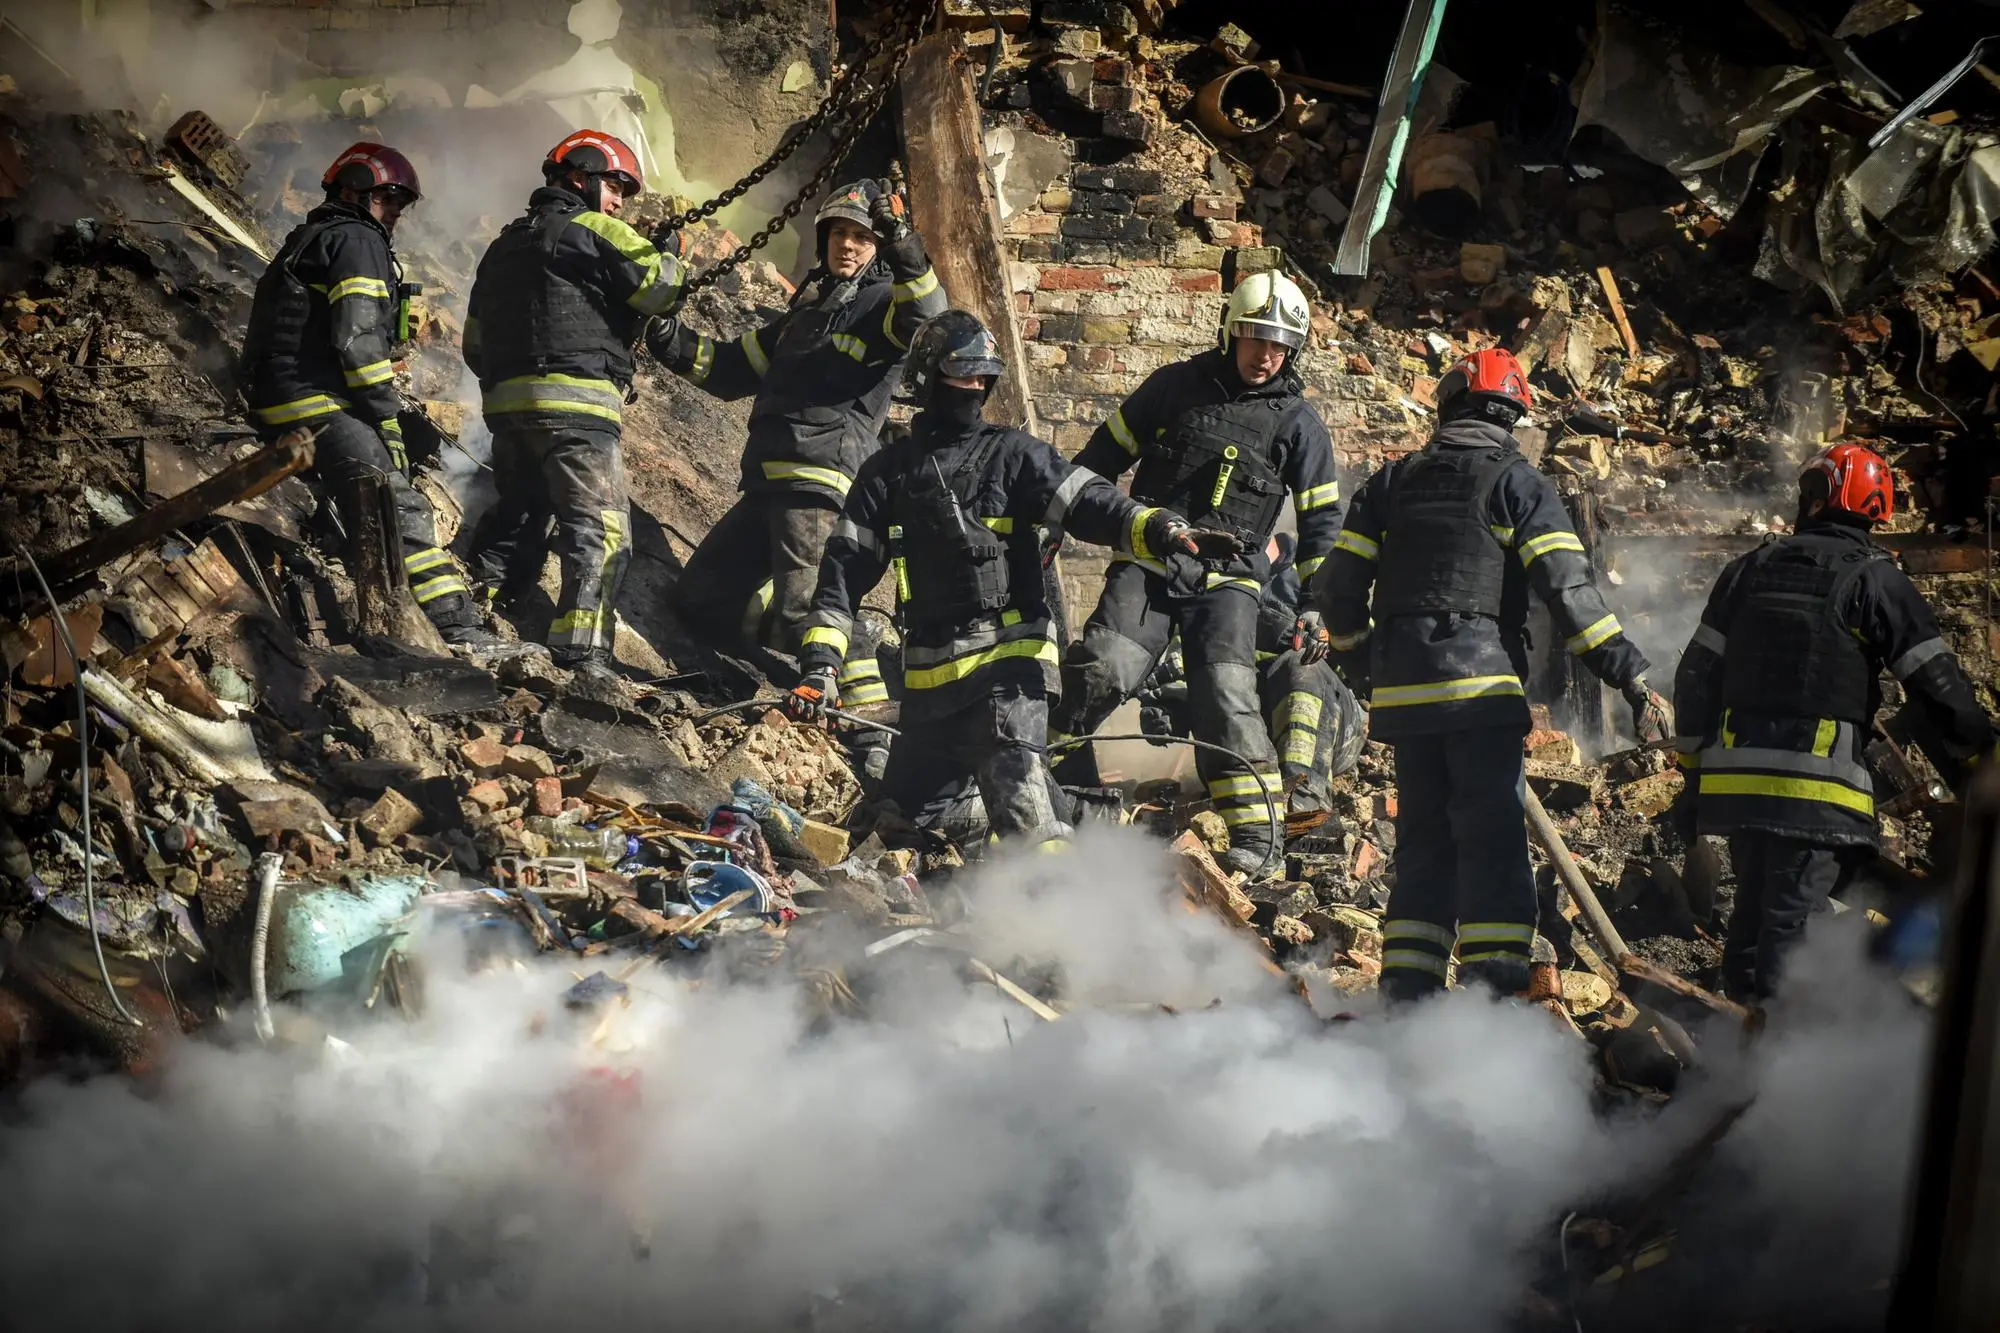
[0,830,1931,1331]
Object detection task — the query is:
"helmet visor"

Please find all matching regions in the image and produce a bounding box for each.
[1229,317,1306,351]
[603,170,642,199]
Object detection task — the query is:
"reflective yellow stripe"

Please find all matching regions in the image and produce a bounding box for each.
[1333,529,1380,560]
[1108,409,1141,456]
[1296,481,1340,512]
[343,359,395,388]
[1519,530,1585,566]
[893,269,940,302]
[1676,750,1700,771]
[327,275,390,302]
[1129,506,1158,560]
[802,625,850,657]
[839,659,882,684]
[569,211,682,315]
[760,461,852,496]
[831,332,868,362]
[1698,772,1874,815]
[378,416,403,436]
[483,374,624,424]
[252,393,349,425]
[841,681,889,704]
[740,329,770,377]
[1207,774,1279,799]
[1220,805,1276,826]
[1277,691,1322,768]
[1295,554,1325,580]
[1384,920,1455,948]
[1566,614,1621,655]
[982,516,1015,534]
[1371,674,1524,708]
[903,636,1057,691]
[1813,718,1837,757]
[1456,922,1536,946]
[599,509,626,633]
[689,335,716,386]
[410,573,469,604]
[1327,626,1370,651]
[550,609,600,635]
[1382,950,1451,977]
[1489,524,1516,545]
[404,548,455,574]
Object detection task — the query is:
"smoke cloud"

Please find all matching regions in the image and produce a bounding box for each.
[0,829,1930,1332]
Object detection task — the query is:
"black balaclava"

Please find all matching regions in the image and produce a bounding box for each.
[923,382,988,433]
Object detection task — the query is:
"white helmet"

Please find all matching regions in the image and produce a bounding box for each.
[1223,270,1310,352]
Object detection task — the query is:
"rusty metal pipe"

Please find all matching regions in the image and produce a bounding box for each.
[1195,65,1284,139]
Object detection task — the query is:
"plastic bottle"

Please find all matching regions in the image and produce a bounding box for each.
[523,817,627,870]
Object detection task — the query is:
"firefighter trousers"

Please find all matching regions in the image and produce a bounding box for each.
[463,423,630,662]
[306,412,477,630]
[1723,833,1850,1002]
[1051,562,1281,857]
[1259,656,1361,814]
[883,684,1068,846]
[1381,726,1537,1002]
[674,490,840,654]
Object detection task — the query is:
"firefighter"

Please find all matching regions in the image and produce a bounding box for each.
[1048,270,1342,877]
[788,310,1201,847]
[1136,533,1365,814]
[459,130,687,685]
[1315,347,1670,1001]
[653,179,948,655]
[1673,443,1995,1001]
[241,143,494,650]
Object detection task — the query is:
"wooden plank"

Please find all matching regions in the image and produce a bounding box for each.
[898,31,1039,435]
[1595,265,1642,359]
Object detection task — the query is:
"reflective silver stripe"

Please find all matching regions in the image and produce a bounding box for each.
[833,517,884,557]
[1383,919,1455,948]
[1891,637,1948,680]
[1046,467,1094,523]
[1381,950,1450,978]
[1697,744,1874,793]
[1691,623,1726,655]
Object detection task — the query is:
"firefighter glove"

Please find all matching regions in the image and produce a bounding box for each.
[651,223,686,261]
[786,667,839,724]
[376,417,408,473]
[1290,609,1331,665]
[1143,509,1202,560]
[645,316,697,372]
[1624,679,1674,745]
[870,183,910,242]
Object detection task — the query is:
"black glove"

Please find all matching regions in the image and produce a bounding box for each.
[645,316,697,372]
[786,666,839,724]
[1139,700,1176,744]
[870,185,909,242]
[651,224,686,261]
[1289,610,1331,665]
[1623,678,1674,745]
[1186,528,1247,562]
[1331,644,1371,701]
[1141,509,1202,561]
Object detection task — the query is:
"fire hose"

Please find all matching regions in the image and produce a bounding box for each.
[689,698,1282,879]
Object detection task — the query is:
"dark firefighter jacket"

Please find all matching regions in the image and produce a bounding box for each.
[1314,416,1649,741]
[1673,518,1995,845]
[242,201,405,434]
[462,185,685,434]
[1073,348,1342,594]
[651,237,947,505]
[800,412,1163,721]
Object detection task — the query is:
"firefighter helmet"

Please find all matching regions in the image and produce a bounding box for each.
[1802,442,1894,524]
[1224,270,1310,351]
[544,130,644,197]
[814,179,882,260]
[322,143,422,201]
[902,309,1005,402]
[1438,347,1533,425]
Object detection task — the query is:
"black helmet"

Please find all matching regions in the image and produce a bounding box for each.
[815,179,880,260]
[901,310,1005,403]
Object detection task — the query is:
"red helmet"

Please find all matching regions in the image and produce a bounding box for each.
[322,143,422,201]
[544,130,644,197]
[1438,347,1532,422]
[1803,442,1894,523]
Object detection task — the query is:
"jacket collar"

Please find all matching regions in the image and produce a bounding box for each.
[307,198,389,244]
[1430,416,1520,453]
[528,184,589,215]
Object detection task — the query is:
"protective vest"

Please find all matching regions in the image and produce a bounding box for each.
[1130,397,1299,544]
[1720,531,1879,724]
[471,203,640,389]
[890,427,1011,630]
[1374,446,1514,619]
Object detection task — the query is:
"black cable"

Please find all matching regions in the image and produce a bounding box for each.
[10,541,142,1026]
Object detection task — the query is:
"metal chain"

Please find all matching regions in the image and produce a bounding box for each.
[671,0,937,296]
